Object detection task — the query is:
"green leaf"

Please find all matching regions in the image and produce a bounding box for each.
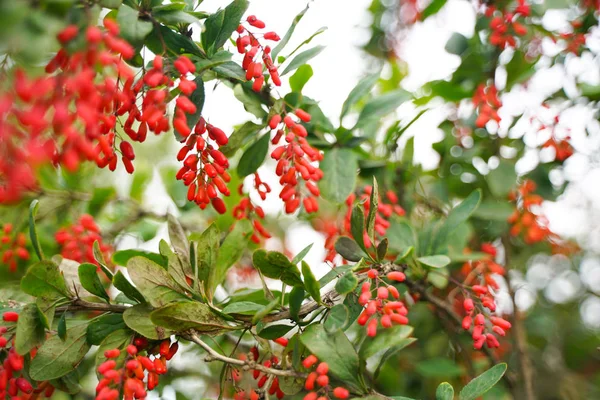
[487,160,517,198]
[167,215,190,263]
[252,298,280,325]
[421,0,446,19]
[146,24,204,58]
[21,260,70,299]
[237,133,270,177]
[117,4,152,44]
[201,0,249,56]
[78,263,110,302]
[220,122,263,156]
[112,249,167,268]
[150,301,235,334]
[416,358,464,378]
[258,324,294,340]
[29,199,44,260]
[95,329,132,372]
[153,9,198,25]
[373,337,417,380]
[291,243,313,265]
[93,241,113,281]
[417,255,451,269]
[289,64,313,93]
[340,72,379,119]
[319,148,357,204]
[87,314,126,345]
[208,220,253,297]
[29,324,91,381]
[366,178,379,243]
[300,325,365,393]
[123,304,174,340]
[161,239,193,292]
[289,286,304,321]
[57,313,67,340]
[387,222,416,253]
[112,271,145,304]
[445,32,468,55]
[15,304,45,355]
[222,301,264,315]
[360,325,413,359]
[252,250,304,287]
[436,382,455,400]
[459,363,507,400]
[334,236,365,262]
[301,261,321,304]
[324,304,348,333]
[432,190,482,252]
[350,204,367,253]
[335,270,358,295]
[272,5,309,59]
[376,238,388,261]
[196,223,220,297]
[184,77,205,129]
[356,89,411,128]
[127,256,187,307]
[88,186,116,215]
[281,45,325,75]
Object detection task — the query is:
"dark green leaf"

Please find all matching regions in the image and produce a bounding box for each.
[334,236,365,262]
[291,243,313,265]
[127,256,187,307]
[15,304,45,355]
[301,261,321,304]
[150,301,235,334]
[350,204,367,253]
[87,314,126,345]
[237,133,270,177]
[57,313,67,341]
[376,238,388,261]
[196,223,220,298]
[319,148,357,203]
[366,177,379,243]
[29,324,91,381]
[432,190,481,252]
[184,77,205,129]
[29,199,44,260]
[324,304,348,333]
[93,241,113,281]
[21,260,70,299]
[335,270,358,295]
[258,324,294,340]
[300,325,365,393]
[445,32,468,55]
[123,304,173,340]
[112,271,145,304]
[289,286,304,321]
[117,4,152,44]
[201,0,249,56]
[459,363,507,400]
[78,263,110,302]
[112,249,167,268]
[220,122,263,157]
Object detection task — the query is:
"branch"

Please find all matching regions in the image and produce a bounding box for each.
[187,332,306,379]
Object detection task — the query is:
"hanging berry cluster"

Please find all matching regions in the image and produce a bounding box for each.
[461,297,512,350]
[0,20,172,203]
[472,83,502,129]
[269,110,323,214]
[507,180,555,244]
[55,214,112,266]
[237,15,282,90]
[357,270,409,337]
[460,243,506,292]
[319,187,405,263]
[231,345,285,400]
[1,312,55,399]
[535,113,574,162]
[302,355,350,399]
[1,224,29,273]
[485,1,529,48]
[233,175,271,243]
[96,338,179,400]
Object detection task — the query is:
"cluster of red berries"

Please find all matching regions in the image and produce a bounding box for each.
[507,180,555,244]
[176,113,231,214]
[472,83,502,129]
[269,110,323,214]
[231,345,285,400]
[96,338,178,400]
[555,19,587,55]
[233,175,271,243]
[461,297,512,350]
[1,312,55,399]
[1,224,29,273]
[357,270,409,337]
[237,15,282,90]
[55,214,112,266]
[530,110,574,162]
[302,355,349,399]
[485,1,529,48]
[460,243,506,292]
[0,20,168,203]
[320,187,405,263]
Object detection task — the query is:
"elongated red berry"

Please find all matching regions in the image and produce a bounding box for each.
[333,387,350,399]
[2,312,18,322]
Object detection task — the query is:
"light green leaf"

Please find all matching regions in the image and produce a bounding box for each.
[356,90,411,128]
[78,263,110,302]
[341,72,379,119]
[319,148,357,204]
[15,304,45,355]
[127,257,187,307]
[459,363,507,400]
[150,301,235,334]
[21,260,70,299]
[29,199,44,260]
[281,45,325,75]
[436,382,455,400]
[417,255,451,269]
[117,4,152,44]
[272,5,309,59]
[432,190,482,252]
[123,304,174,340]
[335,270,358,295]
[360,325,413,359]
[289,64,313,92]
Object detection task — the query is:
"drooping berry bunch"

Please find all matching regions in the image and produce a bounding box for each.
[531,111,574,162]
[1,312,55,399]
[237,15,282,91]
[485,1,529,49]
[176,113,231,214]
[55,214,112,266]
[96,338,178,400]
[460,243,506,292]
[0,224,29,273]
[0,20,171,203]
[319,187,405,263]
[472,83,502,129]
[302,355,350,400]
[461,298,512,350]
[269,110,323,214]
[231,345,285,400]
[233,174,271,243]
[507,180,555,244]
[357,270,409,337]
